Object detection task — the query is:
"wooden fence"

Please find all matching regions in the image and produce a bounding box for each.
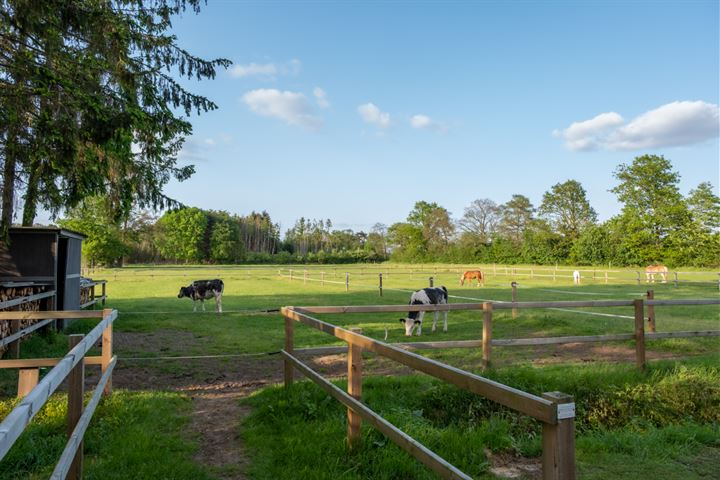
[80,280,107,309]
[281,305,577,480]
[0,309,117,479]
[295,294,720,371]
[278,267,720,292]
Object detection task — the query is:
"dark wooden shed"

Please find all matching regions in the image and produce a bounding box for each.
[0,227,86,310]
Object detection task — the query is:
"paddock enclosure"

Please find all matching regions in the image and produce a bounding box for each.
[1,263,718,479]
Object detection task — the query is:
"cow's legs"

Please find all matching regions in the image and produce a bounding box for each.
[442,311,448,332]
[432,310,438,332]
[416,312,425,336]
[201,300,206,312]
[193,301,197,312]
[216,294,223,313]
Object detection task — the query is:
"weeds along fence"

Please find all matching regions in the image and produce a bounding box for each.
[277,267,720,290]
[282,305,577,480]
[0,309,117,480]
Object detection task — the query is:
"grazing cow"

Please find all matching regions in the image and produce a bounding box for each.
[573,270,581,285]
[645,265,668,283]
[399,286,448,336]
[460,270,484,286]
[177,279,224,313]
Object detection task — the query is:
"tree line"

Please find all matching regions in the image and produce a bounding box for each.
[61,154,719,268]
[387,155,718,267]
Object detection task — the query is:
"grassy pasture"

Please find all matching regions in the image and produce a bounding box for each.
[0,263,718,479]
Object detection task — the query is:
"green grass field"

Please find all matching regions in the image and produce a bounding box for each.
[1,263,718,479]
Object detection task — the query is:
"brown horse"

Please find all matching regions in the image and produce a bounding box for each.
[460,270,484,286]
[645,264,668,283]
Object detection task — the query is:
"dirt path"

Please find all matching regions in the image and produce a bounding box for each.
[103,331,693,479]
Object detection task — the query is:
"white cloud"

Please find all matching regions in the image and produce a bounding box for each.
[358,103,391,128]
[410,114,448,133]
[242,89,322,129]
[314,87,330,108]
[554,101,719,151]
[230,59,301,79]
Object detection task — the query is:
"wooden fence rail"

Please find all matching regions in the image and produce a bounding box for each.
[295,295,719,371]
[0,309,116,480]
[281,306,576,480]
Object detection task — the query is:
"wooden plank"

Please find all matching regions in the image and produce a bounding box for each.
[282,350,472,480]
[646,290,656,333]
[492,333,635,346]
[347,328,363,448]
[482,302,492,369]
[0,310,116,461]
[492,300,635,310]
[0,310,104,320]
[0,291,56,310]
[67,335,85,480]
[80,296,107,309]
[296,340,483,356]
[0,319,56,348]
[645,330,720,339]
[634,299,645,371]
[296,299,638,314]
[17,369,39,397]
[101,309,113,395]
[0,356,103,369]
[50,356,116,480]
[284,315,294,387]
[296,304,485,314]
[541,392,576,480]
[282,308,556,423]
[645,299,720,306]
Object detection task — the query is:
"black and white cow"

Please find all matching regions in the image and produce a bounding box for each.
[399,286,448,336]
[177,279,224,313]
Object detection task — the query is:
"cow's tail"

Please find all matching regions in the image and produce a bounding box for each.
[441,285,448,301]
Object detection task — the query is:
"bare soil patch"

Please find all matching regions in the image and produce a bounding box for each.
[97,331,692,479]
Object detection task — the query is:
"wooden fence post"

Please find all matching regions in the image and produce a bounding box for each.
[321,271,325,286]
[284,315,294,387]
[541,392,576,480]
[17,368,39,397]
[636,271,641,285]
[304,269,307,284]
[429,277,434,288]
[101,282,106,307]
[102,308,113,395]
[482,302,493,369]
[645,291,656,333]
[345,273,349,292]
[347,328,363,449]
[605,271,608,284]
[633,299,646,371]
[511,282,518,319]
[289,269,293,282]
[378,273,383,297]
[67,334,85,480]
[674,272,678,288]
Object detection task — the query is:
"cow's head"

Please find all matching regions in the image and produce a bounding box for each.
[399,318,420,336]
[178,286,192,299]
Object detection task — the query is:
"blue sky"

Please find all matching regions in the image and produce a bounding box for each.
[160,0,719,233]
